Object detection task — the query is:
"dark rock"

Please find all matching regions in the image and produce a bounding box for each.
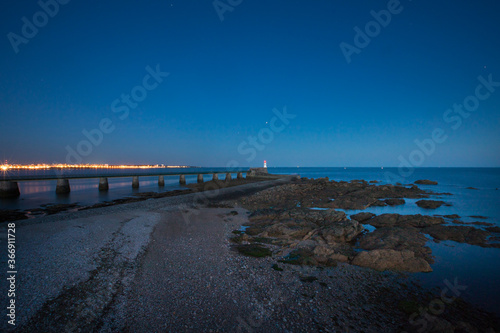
[470,221,493,226]
[442,214,461,219]
[358,227,432,262]
[0,209,28,223]
[466,187,478,190]
[235,244,272,257]
[469,215,488,219]
[350,212,376,223]
[370,200,387,207]
[247,207,361,244]
[486,226,500,233]
[239,178,432,211]
[384,198,405,206]
[279,248,318,265]
[319,219,363,244]
[367,214,444,228]
[29,203,80,216]
[271,264,283,271]
[312,245,349,263]
[422,225,491,247]
[416,200,447,209]
[246,167,268,177]
[300,276,318,283]
[351,249,432,272]
[414,180,438,185]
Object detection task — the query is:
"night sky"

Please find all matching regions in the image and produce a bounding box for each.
[1,0,499,167]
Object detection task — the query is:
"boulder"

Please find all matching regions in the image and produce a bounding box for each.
[367,214,444,228]
[358,227,432,261]
[422,225,491,247]
[370,200,387,207]
[384,198,405,206]
[442,214,460,219]
[246,208,359,244]
[279,248,319,266]
[414,179,438,185]
[320,219,363,244]
[313,245,349,263]
[486,226,500,233]
[351,249,432,272]
[350,212,375,223]
[416,200,448,209]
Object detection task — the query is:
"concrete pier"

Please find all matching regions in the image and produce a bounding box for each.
[132,176,139,188]
[56,179,70,194]
[225,173,232,182]
[179,175,186,185]
[98,177,109,191]
[0,181,20,198]
[158,175,165,187]
[212,173,219,181]
[197,174,204,183]
[237,172,243,179]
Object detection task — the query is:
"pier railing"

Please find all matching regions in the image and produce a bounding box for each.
[0,170,249,197]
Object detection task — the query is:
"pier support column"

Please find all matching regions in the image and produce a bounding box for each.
[212,173,219,181]
[197,174,204,183]
[0,181,20,198]
[225,173,232,182]
[237,172,243,179]
[158,175,165,187]
[132,176,139,188]
[56,179,70,194]
[179,175,186,185]
[98,177,109,191]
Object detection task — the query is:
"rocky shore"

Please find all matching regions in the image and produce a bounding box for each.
[231,178,500,273]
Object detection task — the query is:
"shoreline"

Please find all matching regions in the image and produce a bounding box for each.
[1,175,499,331]
[0,175,288,223]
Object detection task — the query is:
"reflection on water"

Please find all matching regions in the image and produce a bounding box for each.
[1,175,194,211]
[21,182,53,194]
[1,171,243,211]
[415,240,500,315]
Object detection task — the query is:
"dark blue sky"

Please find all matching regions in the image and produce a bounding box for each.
[1,0,499,167]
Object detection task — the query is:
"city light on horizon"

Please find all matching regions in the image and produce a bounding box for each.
[0,162,192,171]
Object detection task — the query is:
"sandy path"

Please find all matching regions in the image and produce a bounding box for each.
[0,178,295,331]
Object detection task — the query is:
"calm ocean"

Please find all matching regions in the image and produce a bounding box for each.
[2,167,499,314]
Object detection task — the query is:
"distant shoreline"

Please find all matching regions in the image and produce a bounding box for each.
[1,164,198,171]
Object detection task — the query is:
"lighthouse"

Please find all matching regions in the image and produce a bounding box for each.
[263,160,267,168]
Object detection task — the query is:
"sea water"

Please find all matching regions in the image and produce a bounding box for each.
[274,167,500,315]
